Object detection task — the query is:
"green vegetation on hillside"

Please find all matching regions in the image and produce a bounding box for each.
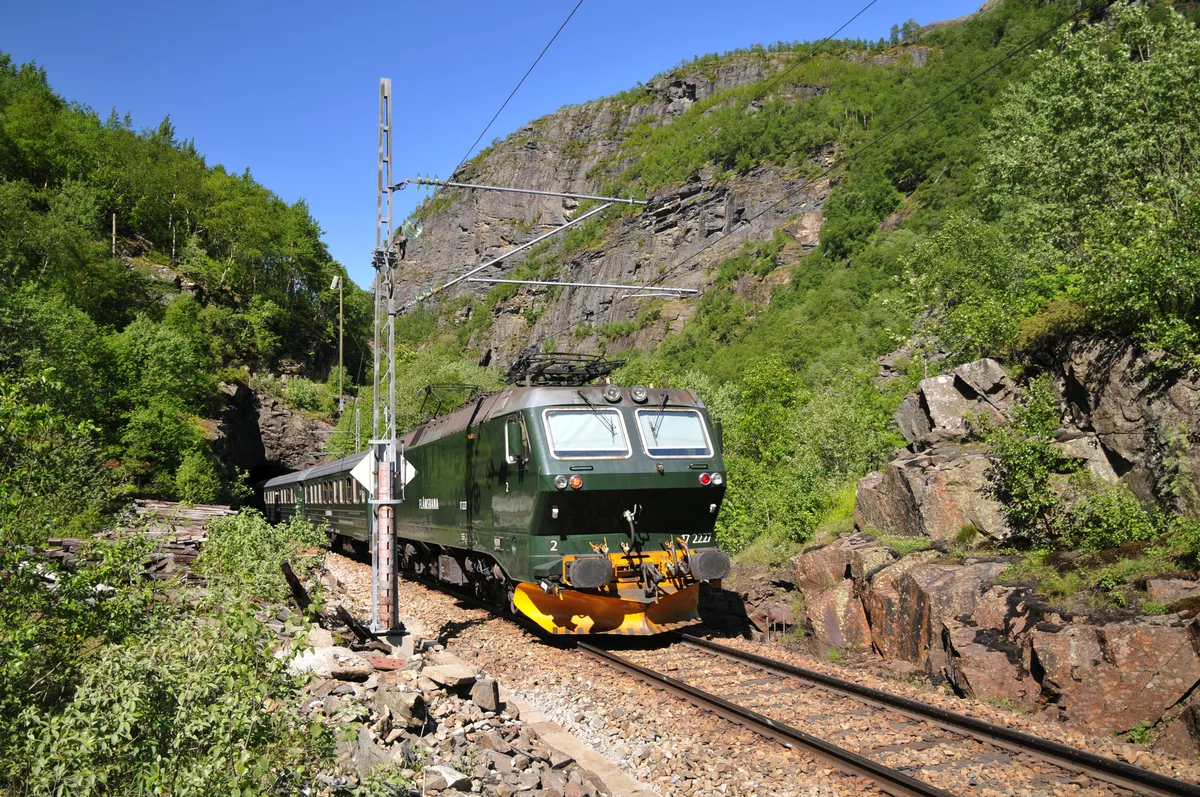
[406,0,1200,557]
[0,54,372,513]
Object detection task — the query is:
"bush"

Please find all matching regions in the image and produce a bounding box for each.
[175,449,223,504]
[15,598,332,796]
[1015,297,1087,353]
[1059,481,1158,552]
[285,378,328,413]
[984,377,1077,544]
[197,510,328,602]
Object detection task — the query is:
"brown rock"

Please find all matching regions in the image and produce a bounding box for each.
[862,550,941,660]
[540,770,568,796]
[942,620,1034,707]
[1152,706,1200,758]
[476,729,513,754]
[748,597,795,634]
[892,562,1008,673]
[1147,579,1200,605]
[471,676,500,712]
[791,533,895,598]
[424,663,478,690]
[373,688,426,730]
[1030,618,1200,735]
[805,581,872,650]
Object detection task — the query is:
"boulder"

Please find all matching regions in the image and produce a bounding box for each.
[423,663,478,690]
[1029,618,1200,735]
[423,765,471,792]
[335,727,395,778]
[470,677,500,712]
[748,597,795,634]
[1146,578,1200,605]
[863,551,941,660]
[942,620,1035,707]
[289,646,374,681]
[476,729,513,754]
[804,581,872,650]
[855,448,1009,541]
[869,561,1007,673]
[791,533,895,598]
[1052,432,1118,484]
[373,688,426,730]
[893,359,1016,449]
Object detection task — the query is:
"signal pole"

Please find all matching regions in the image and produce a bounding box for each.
[371,77,399,633]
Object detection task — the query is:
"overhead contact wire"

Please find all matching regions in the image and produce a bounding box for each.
[449,0,585,180]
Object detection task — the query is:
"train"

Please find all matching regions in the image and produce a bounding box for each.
[258,379,731,635]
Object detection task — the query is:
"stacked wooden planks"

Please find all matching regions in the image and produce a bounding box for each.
[45,499,238,581]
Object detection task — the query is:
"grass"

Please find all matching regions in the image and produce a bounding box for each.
[732,525,805,571]
[1000,546,1184,613]
[859,525,934,557]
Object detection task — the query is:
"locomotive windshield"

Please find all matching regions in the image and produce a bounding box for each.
[543,408,630,458]
[636,409,712,457]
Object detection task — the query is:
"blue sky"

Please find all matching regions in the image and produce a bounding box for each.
[6,0,982,288]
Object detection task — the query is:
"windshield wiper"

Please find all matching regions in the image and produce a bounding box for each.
[577,390,617,437]
[650,390,669,439]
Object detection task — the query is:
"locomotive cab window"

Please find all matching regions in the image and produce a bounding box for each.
[635,409,713,458]
[543,407,631,459]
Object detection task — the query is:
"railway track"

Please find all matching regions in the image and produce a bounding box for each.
[579,634,1200,797]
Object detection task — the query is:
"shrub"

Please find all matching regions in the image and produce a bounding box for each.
[1059,481,1158,552]
[984,377,1078,544]
[1015,297,1087,353]
[175,449,223,504]
[284,378,328,414]
[197,510,328,602]
[1141,600,1168,616]
[14,597,332,796]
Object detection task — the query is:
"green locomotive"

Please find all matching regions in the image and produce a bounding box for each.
[260,382,730,635]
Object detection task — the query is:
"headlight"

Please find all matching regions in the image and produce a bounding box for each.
[711,472,724,486]
[602,384,622,403]
[554,475,568,490]
[630,385,648,403]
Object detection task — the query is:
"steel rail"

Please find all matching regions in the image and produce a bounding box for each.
[578,642,958,797]
[679,634,1200,797]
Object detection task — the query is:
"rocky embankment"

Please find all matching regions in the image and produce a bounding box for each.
[740,339,1200,759]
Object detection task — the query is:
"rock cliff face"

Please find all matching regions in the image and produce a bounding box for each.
[216,383,333,480]
[856,343,1199,542]
[397,55,831,364]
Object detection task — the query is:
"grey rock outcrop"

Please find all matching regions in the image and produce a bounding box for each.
[893,358,1016,449]
[216,384,332,478]
[1059,339,1200,512]
[854,445,1010,541]
[396,55,830,365]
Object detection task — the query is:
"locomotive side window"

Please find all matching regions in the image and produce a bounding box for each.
[542,408,631,459]
[635,409,713,458]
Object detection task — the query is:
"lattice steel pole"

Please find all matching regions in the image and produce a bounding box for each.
[371,77,398,633]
